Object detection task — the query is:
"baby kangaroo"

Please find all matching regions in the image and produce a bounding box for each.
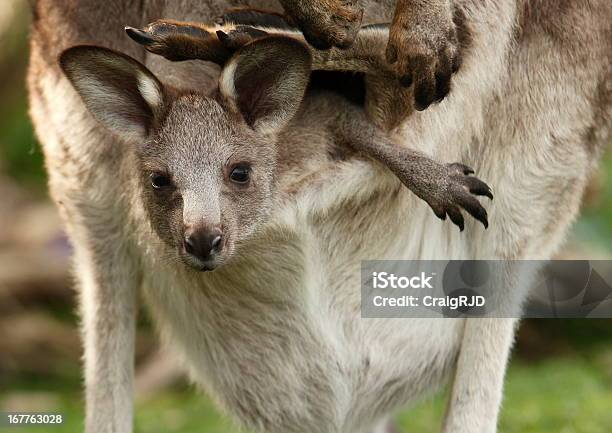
[119,20,491,231]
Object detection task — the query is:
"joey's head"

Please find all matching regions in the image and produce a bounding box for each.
[60,38,311,271]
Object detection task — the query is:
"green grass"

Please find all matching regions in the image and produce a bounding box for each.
[398,356,612,433]
[0,73,47,192]
[577,151,612,251]
[4,354,611,433]
[499,359,612,433]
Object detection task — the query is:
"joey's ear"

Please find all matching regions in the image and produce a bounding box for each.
[219,37,311,135]
[59,46,165,142]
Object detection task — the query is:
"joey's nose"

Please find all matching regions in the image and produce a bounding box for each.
[184,227,223,262]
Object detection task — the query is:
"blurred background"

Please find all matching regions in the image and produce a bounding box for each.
[0,1,611,432]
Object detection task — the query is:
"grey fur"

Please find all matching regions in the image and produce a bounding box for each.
[27,1,611,433]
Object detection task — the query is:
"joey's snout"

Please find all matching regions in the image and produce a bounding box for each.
[182,225,224,271]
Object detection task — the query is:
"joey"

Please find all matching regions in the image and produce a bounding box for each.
[60,38,312,270]
[124,20,492,231]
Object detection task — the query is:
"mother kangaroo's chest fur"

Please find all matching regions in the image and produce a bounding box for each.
[140,160,467,433]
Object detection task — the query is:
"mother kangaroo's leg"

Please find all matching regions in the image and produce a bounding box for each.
[28,2,156,431]
[442,1,610,431]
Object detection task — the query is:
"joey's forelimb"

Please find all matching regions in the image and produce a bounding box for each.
[336,124,492,230]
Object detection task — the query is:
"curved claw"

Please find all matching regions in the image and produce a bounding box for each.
[465,176,493,200]
[449,162,474,175]
[432,205,447,221]
[125,26,156,46]
[458,193,489,229]
[446,206,465,231]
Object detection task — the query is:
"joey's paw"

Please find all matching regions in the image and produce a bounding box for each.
[386,6,461,111]
[429,163,493,231]
[286,0,363,49]
[125,21,221,61]
[126,21,270,64]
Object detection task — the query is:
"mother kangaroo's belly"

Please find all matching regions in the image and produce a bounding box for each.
[143,262,463,433]
[141,188,465,433]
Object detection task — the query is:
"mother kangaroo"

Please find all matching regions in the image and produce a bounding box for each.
[28,1,611,433]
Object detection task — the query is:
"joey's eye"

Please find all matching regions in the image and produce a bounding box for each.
[150,173,171,189]
[229,165,250,184]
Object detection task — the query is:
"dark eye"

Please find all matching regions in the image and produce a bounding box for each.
[150,173,171,189]
[229,165,250,184]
